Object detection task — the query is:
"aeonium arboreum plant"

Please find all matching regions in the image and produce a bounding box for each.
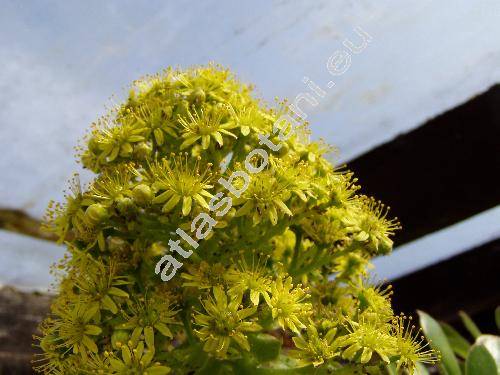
[36,64,438,374]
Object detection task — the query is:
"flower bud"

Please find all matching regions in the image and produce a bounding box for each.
[134,142,152,160]
[111,330,130,350]
[378,236,393,255]
[119,142,133,158]
[85,203,108,223]
[278,142,289,157]
[107,236,129,252]
[132,184,152,206]
[189,87,206,104]
[116,197,136,216]
[147,242,167,257]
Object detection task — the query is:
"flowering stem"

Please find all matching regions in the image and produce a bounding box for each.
[226,137,244,171]
[181,303,196,345]
[289,226,303,273]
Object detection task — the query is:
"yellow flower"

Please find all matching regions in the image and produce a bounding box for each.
[339,317,394,364]
[290,323,339,367]
[119,295,177,344]
[224,255,271,305]
[194,286,261,358]
[233,169,293,226]
[43,175,94,242]
[73,259,130,315]
[391,315,438,373]
[181,261,227,290]
[146,153,214,215]
[108,340,171,374]
[342,196,401,254]
[272,155,315,202]
[178,104,237,150]
[332,252,372,281]
[89,164,135,203]
[92,116,146,164]
[354,279,394,323]
[263,276,312,333]
[227,103,272,136]
[130,101,177,146]
[52,303,102,358]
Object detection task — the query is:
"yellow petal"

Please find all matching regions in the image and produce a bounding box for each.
[162,194,181,213]
[182,196,192,216]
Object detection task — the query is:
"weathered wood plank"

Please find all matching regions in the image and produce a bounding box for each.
[0,287,52,374]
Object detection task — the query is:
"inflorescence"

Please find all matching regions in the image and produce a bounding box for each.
[37,64,435,374]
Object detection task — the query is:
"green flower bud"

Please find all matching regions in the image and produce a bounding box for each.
[132,184,152,206]
[378,236,393,254]
[87,136,100,153]
[189,87,206,104]
[173,100,189,120]
[116,197,136,216]
[111,330,130,350]
[119,142,133,158]
[147,242,167,257]
[134,142,152,160]
[107,236,129,252]
[85,203,108,223]
[278,141,289,157]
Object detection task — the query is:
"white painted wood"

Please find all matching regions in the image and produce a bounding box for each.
[372,205,500,280]
[1,1,499,289]
[0,230,65,291]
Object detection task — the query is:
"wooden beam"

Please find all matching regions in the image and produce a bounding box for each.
[389,238,500,332]
[348,85,500,245]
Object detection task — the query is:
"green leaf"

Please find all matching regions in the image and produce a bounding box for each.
[418,310,462,375]
[465,344,497,375]
[84,325,102,336]
[144,326,155,349]
[476,335,500,370]
[415,362,430,375]
[385,363,397,375]
[108,287,129,298]
[147,366,171,375]
[459,311,481,339]
[248,333,282,362]
[254,354,313,374]
[441,322,471,358]
[102,294,118,314]
[197,358,228,375]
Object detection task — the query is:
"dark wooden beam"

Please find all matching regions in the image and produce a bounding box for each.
[348,85,500,245]
[0,287,52,374]
[390,238,500,333]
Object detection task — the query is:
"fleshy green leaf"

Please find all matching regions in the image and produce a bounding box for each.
[415,362,430,375]
[418,310,462,375]
[84,325,102,336]
[476,335,500,370]
[147,366,171,375]
[441,322,471,358]
[248,333,282,362]
[108,287,129,298]
[385,363,397,375]
[144,326,155,349]
[465,344,497,375]
[459,311,481,339]
[102,294,118,314]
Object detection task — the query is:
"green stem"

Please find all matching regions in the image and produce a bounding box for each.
[288,226,302,273]
[291,241,358,278]
[226,137,244,171]
[181,303,196,345]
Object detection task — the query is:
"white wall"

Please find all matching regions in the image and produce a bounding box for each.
[1,0,499,290]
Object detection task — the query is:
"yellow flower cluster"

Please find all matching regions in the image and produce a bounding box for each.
[37,64,435,374]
